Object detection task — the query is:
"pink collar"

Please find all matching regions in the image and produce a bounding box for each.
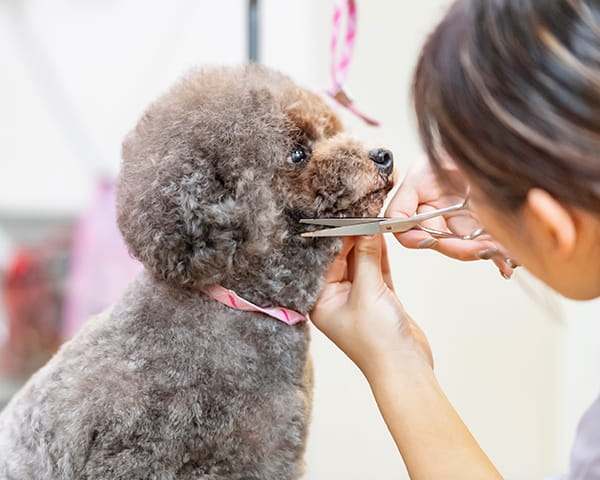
[203,285,307,326]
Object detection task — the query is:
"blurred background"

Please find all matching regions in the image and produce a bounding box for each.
[1,0,599,478]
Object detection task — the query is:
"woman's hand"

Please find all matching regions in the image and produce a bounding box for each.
[311,235,502,480]
[386,161,515,278]
[311,235,432,379]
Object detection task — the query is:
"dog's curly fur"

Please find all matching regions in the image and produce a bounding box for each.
[0,64,392,479]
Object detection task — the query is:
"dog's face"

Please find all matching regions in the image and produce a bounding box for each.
[118,65,393,310]
[274,91,392,225]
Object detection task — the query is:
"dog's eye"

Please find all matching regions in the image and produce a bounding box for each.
[288,146,310,165]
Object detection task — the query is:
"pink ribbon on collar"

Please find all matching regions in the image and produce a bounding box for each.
[203,285,307,326]
[325,0,380,127]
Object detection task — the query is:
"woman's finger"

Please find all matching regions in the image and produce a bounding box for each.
[351,235,385,296]
[323,238,355,284]
[429,238,500,262]
[446,210,482,237]
[416,203,449,233]
[347,244,356,283]
[492,255,514,278]
[312,239,355,327]
[394,229,496,261]
[393,229,439,249]
[381,237,395,291]
[385,180,419,219]
[490,247,519,279]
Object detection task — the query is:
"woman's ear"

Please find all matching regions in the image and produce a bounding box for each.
[524,188,576,258]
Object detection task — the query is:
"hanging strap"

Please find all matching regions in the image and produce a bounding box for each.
[326,0,380,127]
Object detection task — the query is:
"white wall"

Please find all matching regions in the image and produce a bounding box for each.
[1,1,597,479]
[0,0,246,213]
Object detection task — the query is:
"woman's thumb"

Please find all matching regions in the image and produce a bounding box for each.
[352,235,384,291]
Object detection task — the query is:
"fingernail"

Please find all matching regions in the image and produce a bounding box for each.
[501,271,510,280]
[506,258,520,269]
[477,248,499,260]
[417,237,438,249]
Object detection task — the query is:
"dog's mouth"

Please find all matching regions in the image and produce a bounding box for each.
[356,186,390,208]
[288,174,393,235]
[331,172,393,217]
[330,187,387,217]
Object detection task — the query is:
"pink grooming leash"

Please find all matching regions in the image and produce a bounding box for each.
[326,0,380,127]
[203,285,307,326]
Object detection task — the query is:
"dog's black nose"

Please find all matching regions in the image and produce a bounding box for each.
[369,148,394,175]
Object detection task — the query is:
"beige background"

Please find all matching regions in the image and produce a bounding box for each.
[1,1,599,479]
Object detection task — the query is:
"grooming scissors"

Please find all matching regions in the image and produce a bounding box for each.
[300,200,486,239]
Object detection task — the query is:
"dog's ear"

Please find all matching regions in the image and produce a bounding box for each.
[117,140,285,289]
[117,158,229,287]
[116,65,293,288]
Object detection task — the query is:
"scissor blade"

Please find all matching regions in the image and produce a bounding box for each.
[300,218,385,227]
[301,222,384,237]
[300,202,468,237]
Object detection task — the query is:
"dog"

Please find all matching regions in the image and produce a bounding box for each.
[0,64,393,479]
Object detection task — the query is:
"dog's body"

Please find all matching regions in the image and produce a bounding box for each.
[0,274,311,479]
[0,65,392,479]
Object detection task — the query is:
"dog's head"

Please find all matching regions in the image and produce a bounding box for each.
[118,65,393,312]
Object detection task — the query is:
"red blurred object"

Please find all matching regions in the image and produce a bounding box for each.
[0,179,142,380]
[0,245,66,379]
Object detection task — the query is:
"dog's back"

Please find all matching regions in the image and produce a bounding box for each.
[0,272,311,479]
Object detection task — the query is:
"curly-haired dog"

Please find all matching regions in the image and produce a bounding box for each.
[0,64,393,479]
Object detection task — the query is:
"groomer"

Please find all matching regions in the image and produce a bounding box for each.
[311,0,600,478]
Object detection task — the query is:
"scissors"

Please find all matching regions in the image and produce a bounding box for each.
[300,200,486,239]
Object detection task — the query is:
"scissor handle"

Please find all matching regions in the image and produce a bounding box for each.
[379,201,467,233]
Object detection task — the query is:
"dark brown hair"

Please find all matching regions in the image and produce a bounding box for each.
[414,0,600,212]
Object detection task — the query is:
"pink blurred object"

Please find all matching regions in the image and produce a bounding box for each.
[62,178,142,339]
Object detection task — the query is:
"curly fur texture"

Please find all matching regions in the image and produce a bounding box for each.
[0,64,393,479]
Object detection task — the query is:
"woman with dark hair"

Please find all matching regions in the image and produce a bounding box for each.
[311,0,600,478]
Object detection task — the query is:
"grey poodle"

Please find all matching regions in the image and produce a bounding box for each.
[0,64,393,479]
